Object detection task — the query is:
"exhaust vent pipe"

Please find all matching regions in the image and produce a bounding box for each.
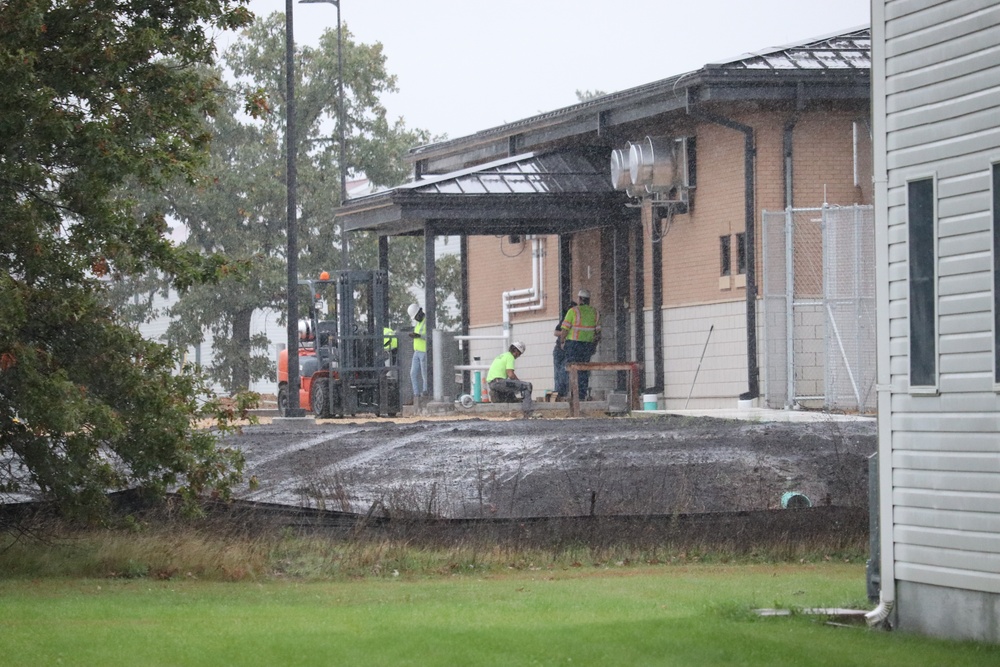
[629,136,683,190]
[610,148,631,190]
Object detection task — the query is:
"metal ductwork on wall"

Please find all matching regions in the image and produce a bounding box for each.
[609,136,693,210]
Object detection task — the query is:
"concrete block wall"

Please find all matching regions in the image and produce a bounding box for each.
[792,303,826,401]
[662,300,750,409]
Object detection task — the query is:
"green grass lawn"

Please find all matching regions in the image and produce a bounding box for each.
[2,563,998,666]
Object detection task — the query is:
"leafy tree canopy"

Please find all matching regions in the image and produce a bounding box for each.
[575,89,607,102]
[0,0,255,521]
[113,12,455,394]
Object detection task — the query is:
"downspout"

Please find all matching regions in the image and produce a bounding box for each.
[783,115,798,409]
[687,95,760,399]
[866,0,895,630]
[783,115,798,210]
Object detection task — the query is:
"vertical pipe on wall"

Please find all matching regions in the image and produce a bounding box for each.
[687,98,759,399]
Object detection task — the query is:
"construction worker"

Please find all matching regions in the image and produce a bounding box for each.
[407,303,428,401]
[559,288,601,400]
[383,326,398,366]
[552,300,576,400]
[486,340,533,414]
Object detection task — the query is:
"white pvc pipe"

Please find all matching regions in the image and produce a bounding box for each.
[501,237,546,327]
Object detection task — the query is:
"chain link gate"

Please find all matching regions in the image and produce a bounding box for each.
[762,205,876,413]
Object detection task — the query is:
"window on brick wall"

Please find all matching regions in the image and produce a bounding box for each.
[720,235,731,276]
[736,232,747,275]
[908,177,936,389]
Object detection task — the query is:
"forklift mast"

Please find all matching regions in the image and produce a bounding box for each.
[334,270,394,416]
[283,268,399,418]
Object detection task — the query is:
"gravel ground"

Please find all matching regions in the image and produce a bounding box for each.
[225,412,876,519]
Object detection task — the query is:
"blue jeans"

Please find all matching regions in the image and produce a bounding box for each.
[563,340,596,399]
[410,350,427,397]
[553,343,568,396]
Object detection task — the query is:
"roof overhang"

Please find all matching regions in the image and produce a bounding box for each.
[408,27,872,174]
[336,150,629,236]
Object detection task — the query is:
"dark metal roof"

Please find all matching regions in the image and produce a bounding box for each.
[408,151,611,195]
[336,151,625,236]
[335,26,871,238]
[407,26,871,166]
[710,27,870,72]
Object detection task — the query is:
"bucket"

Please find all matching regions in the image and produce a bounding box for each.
[642,393,659,411]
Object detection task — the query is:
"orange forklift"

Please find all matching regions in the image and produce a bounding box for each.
[277,270,400,418]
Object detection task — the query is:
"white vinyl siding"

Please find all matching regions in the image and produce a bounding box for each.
[883,0,1000,599]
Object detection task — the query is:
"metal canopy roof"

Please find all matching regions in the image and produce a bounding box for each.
[335,26,872,238]
[336,151,626,236]
[408,27,871,170]
[710,27,870,72]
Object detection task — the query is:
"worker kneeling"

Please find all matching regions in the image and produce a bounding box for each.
[486,341,533,414]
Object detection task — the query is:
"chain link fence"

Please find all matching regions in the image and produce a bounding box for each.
[762,205,876,414]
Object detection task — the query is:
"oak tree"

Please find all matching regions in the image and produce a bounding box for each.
[0,0,255,520]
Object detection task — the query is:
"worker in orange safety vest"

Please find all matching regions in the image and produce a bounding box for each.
[558,288,601,400]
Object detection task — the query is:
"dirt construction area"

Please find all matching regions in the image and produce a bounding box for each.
[226,410,877,521]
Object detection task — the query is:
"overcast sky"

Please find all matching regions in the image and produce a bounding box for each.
[236,0,871,140]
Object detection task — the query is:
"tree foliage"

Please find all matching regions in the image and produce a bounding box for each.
[116,12,458,394]
[0,1,254,520]
[575,89,607,102]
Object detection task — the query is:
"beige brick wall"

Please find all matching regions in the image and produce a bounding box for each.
[462,104,870,402]
[467,234,571,325]
[654,107,871,312]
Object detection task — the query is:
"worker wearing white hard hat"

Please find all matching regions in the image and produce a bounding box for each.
[486,340,533,415]
[558,288,601,400]
[406,303,428,402]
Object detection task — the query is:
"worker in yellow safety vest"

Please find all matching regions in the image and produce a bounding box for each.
[558,288,601,400]
[383,326,398,366]
[407,303,428,400]
[486,340,533,414]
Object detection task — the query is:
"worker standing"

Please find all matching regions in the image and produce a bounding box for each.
[559,289,601,400]
[407,303,428,402]
[383,326,398,367]
[486,340,533,414]
[552,300,576,400]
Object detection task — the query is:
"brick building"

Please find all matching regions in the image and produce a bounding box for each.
[337,27,872,408]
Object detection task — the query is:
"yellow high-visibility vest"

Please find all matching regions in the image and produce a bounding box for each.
[413,319,427,352]
[561,304,600,342]
[383,327,398,350]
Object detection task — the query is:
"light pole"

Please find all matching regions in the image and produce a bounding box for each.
[284,0,305,417]
[285,0,341,417]
[300,0,347,270]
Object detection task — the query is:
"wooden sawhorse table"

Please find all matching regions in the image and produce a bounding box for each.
[566,361,643,417]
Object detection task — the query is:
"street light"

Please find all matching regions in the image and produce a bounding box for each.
[285,0,341,417]
[284,0,304,417]
[299,0,347,270]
